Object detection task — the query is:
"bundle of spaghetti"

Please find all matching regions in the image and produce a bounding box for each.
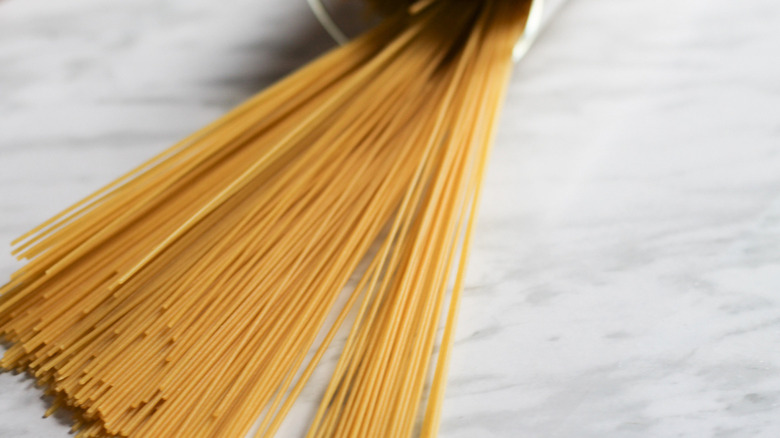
[1,0,532,437]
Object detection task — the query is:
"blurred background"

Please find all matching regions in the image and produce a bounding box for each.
[1,0,780,436]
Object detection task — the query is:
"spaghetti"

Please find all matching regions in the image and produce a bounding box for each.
[1,1,533,436]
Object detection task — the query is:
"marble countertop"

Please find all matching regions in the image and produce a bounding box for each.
[2,0,780,436]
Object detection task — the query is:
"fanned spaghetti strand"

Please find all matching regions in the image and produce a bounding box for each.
[307,1,533,437]
[1,0,533,437]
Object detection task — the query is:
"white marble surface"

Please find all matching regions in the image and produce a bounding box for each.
[2,0,780,436]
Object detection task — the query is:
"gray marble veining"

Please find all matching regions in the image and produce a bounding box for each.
[1,0,780,436]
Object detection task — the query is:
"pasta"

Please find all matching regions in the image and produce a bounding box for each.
[0,0,533,436]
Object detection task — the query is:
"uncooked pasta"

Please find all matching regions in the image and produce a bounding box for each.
[0,0,533,436]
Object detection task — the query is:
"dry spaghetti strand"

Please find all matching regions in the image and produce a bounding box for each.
[1,1,533,437]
